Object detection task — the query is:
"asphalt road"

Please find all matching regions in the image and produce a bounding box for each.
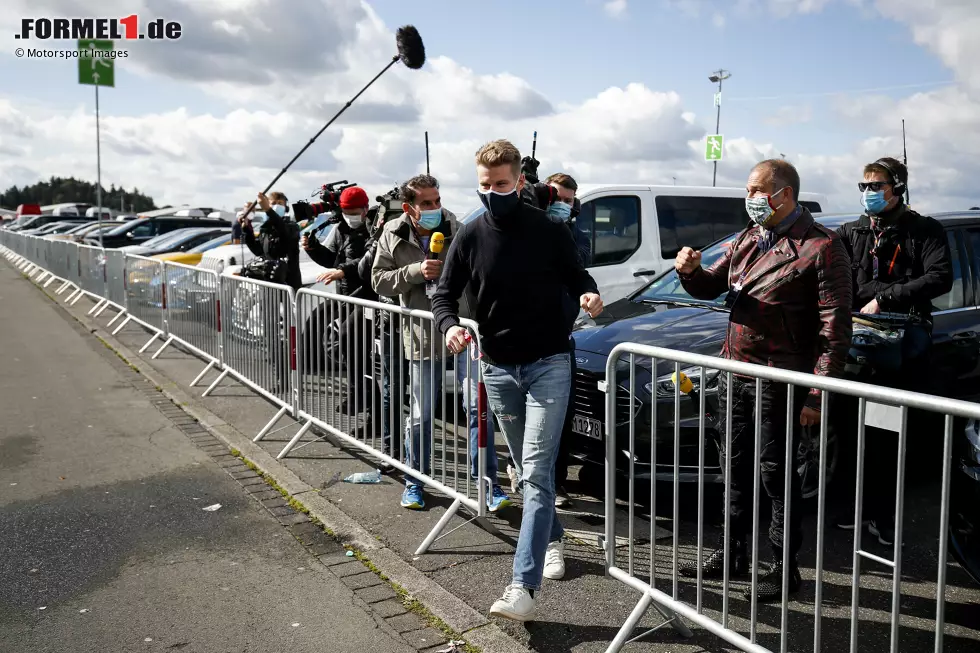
[0,264,431,653]
[11,255,980,653]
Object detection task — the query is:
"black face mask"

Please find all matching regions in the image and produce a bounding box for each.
[477,188,521,217]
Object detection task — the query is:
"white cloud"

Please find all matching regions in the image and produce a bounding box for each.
[712,12,726,28]
[2,0,980,222]
[604,0,628,18]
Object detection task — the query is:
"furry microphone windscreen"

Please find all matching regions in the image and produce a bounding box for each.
[396,25,425,70]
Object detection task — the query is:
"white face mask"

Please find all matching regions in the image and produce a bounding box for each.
[343,212,363,229]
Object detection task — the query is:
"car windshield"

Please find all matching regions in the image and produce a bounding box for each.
[140,229,196,248]
[633,214,857,306]
[189,234,231,253]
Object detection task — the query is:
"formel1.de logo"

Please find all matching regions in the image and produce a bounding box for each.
[16,16,182,41]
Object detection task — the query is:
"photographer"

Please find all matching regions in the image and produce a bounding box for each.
[241,191,302,290]
[303,186,380,426]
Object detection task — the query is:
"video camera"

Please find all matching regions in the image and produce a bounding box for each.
[292,179,358,224]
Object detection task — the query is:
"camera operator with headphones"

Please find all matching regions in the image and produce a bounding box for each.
[834,157,953,547]
[303,186,381,433]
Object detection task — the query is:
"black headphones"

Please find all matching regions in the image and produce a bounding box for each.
[873,159,906,198]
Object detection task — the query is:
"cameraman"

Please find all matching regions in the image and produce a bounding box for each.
[539,173,591,509]
[303,186,381,427]
[834,157,953,546]
[241,191,302,290]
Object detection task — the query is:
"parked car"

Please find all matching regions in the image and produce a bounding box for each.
[119,227,230,257]
[567,211,980,500]
[45,222,118,242]
[20,220,87,236]
[86,215,229,248]
[152,233,233,266]
[954,419,980,585]
[461,185,829,305]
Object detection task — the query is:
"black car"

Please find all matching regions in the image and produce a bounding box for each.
[84,216,228,248]
[567,212,980,492]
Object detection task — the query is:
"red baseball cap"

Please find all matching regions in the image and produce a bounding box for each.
[339,186,369,210]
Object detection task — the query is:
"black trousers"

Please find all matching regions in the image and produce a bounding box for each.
[718,375,809,558]
[338,303,381,417]
[860,322,933,524]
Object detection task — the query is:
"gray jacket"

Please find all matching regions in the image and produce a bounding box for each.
[371,209,475,359]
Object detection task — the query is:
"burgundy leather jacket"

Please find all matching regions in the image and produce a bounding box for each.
[679,208,853,408]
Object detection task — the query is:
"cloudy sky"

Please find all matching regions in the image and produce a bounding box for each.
[0,0,978,216]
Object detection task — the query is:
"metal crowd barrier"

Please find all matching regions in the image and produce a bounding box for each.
[602,342,980,653]
[112,254,167,353]
[1,230,512,559]
[151,261,222,385]
[202,273,297,421]
[283,288,499,554]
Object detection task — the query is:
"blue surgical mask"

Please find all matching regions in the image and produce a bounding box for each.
[417,208,442,230]
[745,187,786,227]
[477,187,521,218]
[546,202,572,223]
[273,204,287,217]
[862,190,889,215]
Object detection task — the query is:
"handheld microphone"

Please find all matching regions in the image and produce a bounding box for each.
[428,232,445,260]
[671,371,694,395]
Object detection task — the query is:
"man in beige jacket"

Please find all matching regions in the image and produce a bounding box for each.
[372,174,512,512]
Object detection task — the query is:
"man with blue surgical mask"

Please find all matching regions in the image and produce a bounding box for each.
[372,174,513,514]
[675,159,852,603]
[834,157,952,547]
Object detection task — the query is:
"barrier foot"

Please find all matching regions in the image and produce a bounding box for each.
[151,334,175,360]
[138,331,162,354]
[66,289,82,304]
[69,290,86,306]
[606,592,693,653]
[190,360,217,387]
[276,419,313,459]
[93,301,112,317]
[34,270,48,282]
[254,405,291,443]
[56,281,72,295]
[107,309,126,328]
[43,275,59,288]
[202,368,230,397]
[88,298,107,316]
[415,499,464,555]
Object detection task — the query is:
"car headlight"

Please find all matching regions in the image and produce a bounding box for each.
[648,367,721,397]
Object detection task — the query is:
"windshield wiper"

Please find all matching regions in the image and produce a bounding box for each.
[639,298,729,312]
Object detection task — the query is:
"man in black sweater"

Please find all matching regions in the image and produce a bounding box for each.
[431,139,603,622]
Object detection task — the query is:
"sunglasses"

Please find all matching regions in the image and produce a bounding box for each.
[858,181,891,192]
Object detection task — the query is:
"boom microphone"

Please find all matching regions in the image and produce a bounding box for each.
[243,25,427,218]
[428,232,445,260]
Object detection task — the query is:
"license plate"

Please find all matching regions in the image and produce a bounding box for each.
[572,414,603,440]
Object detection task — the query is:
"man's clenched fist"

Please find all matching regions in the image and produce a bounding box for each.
[675,247,702,275]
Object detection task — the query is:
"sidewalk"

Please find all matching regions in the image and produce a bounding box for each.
[7,254,980,653]
[0,262,460,653]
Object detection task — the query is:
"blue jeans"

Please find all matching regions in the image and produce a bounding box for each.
[481,352,570,591]
[404,353,498,488]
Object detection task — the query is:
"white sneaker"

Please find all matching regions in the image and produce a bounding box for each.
[489,584,536,622]
[543,540,566,580]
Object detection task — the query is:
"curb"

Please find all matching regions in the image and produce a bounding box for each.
[20,266,531,653]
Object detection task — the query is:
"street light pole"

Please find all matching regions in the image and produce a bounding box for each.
[709,69,731,187]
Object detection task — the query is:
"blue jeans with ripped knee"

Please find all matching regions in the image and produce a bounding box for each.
[481,352,570,591]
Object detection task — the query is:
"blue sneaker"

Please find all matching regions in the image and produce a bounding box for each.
[401,485,424,510]
[488,485,512,513]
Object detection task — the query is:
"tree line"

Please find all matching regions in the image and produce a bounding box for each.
[0,177,159,213]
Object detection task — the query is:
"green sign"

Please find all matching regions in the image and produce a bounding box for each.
[705,134,724,161]
[78,39,114,87]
